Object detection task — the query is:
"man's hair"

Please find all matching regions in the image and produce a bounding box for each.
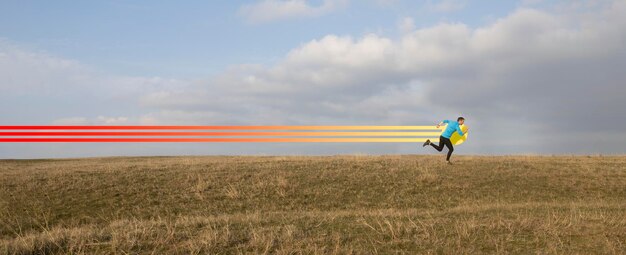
[457,117,465,121]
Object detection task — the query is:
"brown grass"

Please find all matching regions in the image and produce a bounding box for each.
[0,155,625,254]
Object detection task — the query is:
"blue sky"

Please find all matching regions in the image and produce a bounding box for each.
[1,1,525,77]
[1,0,625,158]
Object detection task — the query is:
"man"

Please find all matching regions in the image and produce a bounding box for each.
[423,117,468,164]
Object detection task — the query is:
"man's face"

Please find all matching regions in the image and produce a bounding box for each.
[458,119,465,125]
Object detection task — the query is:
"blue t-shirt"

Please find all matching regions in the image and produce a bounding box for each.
[441,120,464,139]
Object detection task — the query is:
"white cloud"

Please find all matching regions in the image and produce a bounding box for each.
[0,41,89,95]
[398,17,416,34]
[50,117,91,125]
[0,40,190,124]
[51,116,129,125]
[239,0,349,23]
[143,0,626,153]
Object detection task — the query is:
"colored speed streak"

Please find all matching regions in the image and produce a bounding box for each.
[0,132,442,137]
[0,126,440,130]
[0,126,444,143]
[0,138,439,142]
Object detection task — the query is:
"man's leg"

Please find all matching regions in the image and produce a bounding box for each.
[429,136,445,152]
[443,137,454,161]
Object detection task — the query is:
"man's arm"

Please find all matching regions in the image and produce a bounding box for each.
[456,125,464,136]
[436,120,448,128]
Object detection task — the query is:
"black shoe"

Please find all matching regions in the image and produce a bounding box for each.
[422,139,431,147]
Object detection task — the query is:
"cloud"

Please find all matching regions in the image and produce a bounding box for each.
[52,116,130,125]
[144,0,626,154]
[239,0,349,23]
[0,40,190,125]
[398,17,416,34]
[0,41,89,95]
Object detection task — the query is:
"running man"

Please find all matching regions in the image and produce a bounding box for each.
[423,117,468,164]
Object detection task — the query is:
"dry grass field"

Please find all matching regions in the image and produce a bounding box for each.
[1,155,625,254]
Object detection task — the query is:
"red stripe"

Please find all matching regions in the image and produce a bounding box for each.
[0,126,268,130]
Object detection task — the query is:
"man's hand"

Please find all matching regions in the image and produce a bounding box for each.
[436,124,440,128]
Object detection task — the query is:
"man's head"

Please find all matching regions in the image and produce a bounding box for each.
[457,117,465,125]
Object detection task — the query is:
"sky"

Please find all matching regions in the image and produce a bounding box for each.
[1,0,625,158]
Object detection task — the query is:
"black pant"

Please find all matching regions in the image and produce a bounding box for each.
[430,136,454,161]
